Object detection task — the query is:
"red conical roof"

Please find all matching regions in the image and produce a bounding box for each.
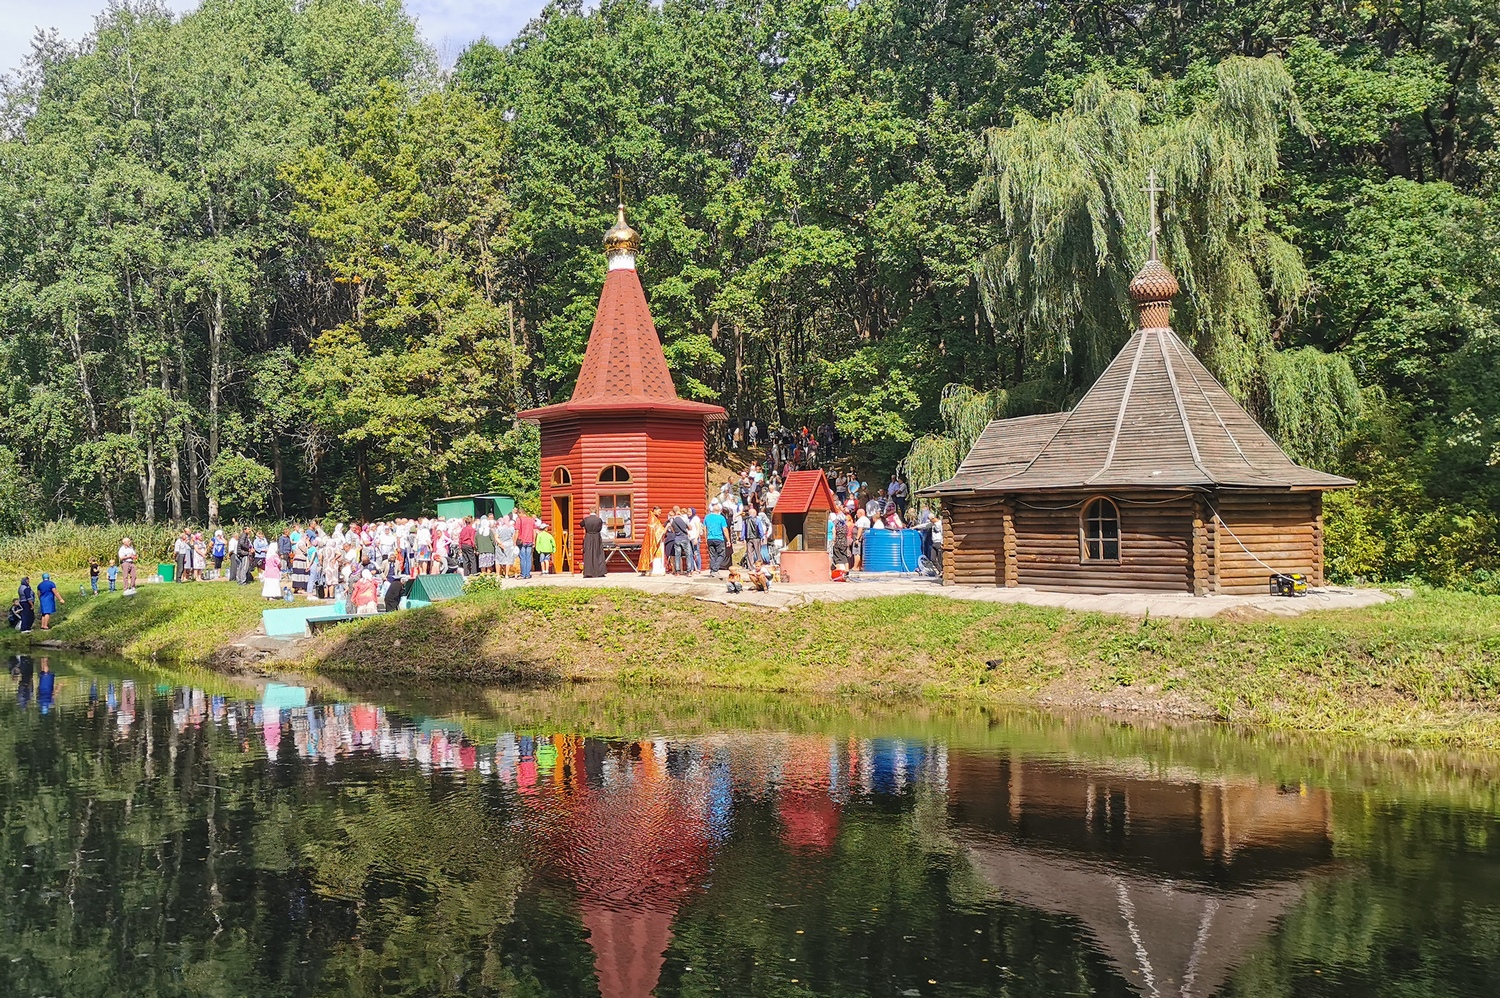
[573,268,683,403]
[518,263,725,422]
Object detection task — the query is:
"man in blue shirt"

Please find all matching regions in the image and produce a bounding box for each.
[704,502,730,578]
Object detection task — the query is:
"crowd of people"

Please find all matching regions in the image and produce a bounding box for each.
[10,459,939,633]
[727,421,846,473]
[612,463,938,584]
[150,515,564,609]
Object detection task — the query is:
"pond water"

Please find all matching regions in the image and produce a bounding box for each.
[3,654,1499,998]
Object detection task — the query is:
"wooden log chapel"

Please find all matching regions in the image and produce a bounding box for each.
[925,232,1352,596]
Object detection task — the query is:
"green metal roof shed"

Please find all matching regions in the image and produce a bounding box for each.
[434,494,516,520]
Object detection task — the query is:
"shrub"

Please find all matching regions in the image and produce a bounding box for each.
[1324,475,1500,593]
[0,521,181,574]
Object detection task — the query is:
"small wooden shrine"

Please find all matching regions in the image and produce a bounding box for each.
[518,202,725,572]
[926,225,1351,595]
[771,470,840,551]
[772,469,841,583]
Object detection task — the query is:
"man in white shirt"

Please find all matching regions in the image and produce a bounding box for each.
[118,538,139,594]
[687,509,704,574]
[173,531,191,583]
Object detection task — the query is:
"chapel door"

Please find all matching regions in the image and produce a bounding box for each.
[552,495,573,573]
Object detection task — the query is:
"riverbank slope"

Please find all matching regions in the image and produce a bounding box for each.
[5,579,1498,749]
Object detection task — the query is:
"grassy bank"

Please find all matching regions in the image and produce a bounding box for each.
[295,585,1500,749]
[5,574,1500,749]
[0,575,269,662]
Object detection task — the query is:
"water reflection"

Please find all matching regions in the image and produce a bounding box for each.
[949,755,1333,997]
[2,655,1498,998]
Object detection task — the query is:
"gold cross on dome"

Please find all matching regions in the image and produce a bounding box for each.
[612,167,630,207]
[1142,168,1165,261]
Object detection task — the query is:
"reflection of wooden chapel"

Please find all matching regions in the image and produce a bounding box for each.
[947,751,1334,998]
[518,202,725,572]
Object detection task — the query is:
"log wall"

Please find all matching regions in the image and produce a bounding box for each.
[943,500,1008,587]
[944,490,1328,596]
[1210,493,1323,595]
[1013,494,1194,594]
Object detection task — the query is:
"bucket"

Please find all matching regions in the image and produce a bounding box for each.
[157,562,175,583]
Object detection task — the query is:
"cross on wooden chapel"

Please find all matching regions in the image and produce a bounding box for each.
[1142,168,1165,260]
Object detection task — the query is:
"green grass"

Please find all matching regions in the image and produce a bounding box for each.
[0,574,272,662]
[4,569,1499,749]
[299,585,1500,749]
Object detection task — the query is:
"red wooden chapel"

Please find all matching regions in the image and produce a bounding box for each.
[518,203,725,572]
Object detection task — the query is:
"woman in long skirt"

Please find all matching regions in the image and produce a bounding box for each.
[291,541,309,593]
[496,516,518,578]
[476,518,496,574]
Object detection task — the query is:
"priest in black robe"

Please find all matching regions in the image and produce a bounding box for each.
[581,507,607,578]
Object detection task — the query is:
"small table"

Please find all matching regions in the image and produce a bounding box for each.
[604,543,642,572]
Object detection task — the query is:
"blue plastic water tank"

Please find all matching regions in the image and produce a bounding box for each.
[901,528,923,569]
[862,529,904,572]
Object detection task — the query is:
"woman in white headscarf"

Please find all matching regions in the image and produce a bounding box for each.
[476,516,496,573]
[495,513,518,577]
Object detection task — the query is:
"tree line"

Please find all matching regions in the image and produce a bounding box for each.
[0,0,1496,586]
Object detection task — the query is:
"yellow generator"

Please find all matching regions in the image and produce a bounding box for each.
[1269,573,1308,597]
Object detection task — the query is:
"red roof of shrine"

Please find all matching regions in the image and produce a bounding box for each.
[518,267,726,422]
[774,470,841,515]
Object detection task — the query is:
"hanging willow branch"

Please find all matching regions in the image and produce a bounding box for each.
[1263,347,1363,468]
[975,56,1310,399]
[900,384,1007,498]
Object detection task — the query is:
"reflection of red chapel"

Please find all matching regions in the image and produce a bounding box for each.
[518,205,725,572]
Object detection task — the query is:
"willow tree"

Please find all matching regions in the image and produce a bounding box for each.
[899,384,1005,498]
[975,55,1361,463]
[977,56,1307,391]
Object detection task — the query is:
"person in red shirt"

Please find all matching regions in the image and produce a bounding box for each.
[458,516,478,576]
[515,512,538,579]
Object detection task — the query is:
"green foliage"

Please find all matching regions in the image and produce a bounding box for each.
[208,453,276,518]
[899,384,1006,497]
[486,422,541,515]
[0,521,181,573]
[1262,347,1363,467]
[463,572,503,595]
[1325,470,1500,593]
[0,446,43,535]
[977,57,1311,399]
[0,0,1497,586]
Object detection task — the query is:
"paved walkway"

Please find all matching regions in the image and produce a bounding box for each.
[504,571,1395,618]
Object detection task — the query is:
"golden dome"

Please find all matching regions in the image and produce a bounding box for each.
[603,203,641,256]
[1127,257,1179,303]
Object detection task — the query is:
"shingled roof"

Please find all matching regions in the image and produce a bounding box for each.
[774,470,840,515]
[518,213,725,423]
[927,259,1352,496]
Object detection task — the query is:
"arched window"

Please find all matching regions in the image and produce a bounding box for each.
[551,466,572,487]
[597,465,632,484]
[1081,497,1121,561]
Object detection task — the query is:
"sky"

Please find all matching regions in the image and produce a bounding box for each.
[1,0,548,78]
